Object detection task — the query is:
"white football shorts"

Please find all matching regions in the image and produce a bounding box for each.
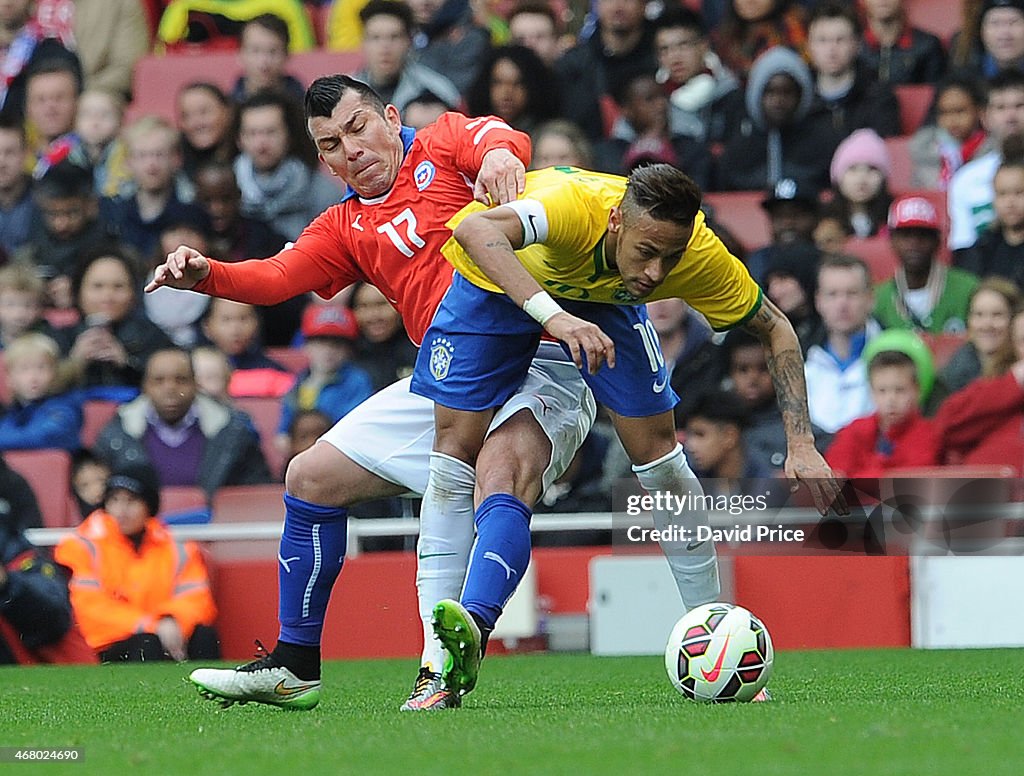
[321,341,596,495]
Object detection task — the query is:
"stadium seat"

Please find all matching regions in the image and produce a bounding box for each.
[887,465,1016,478]
[266,347,309,374]
[843,235,896,283]
[906,0,962,44]
[886,136,914,192]
[233,396,286,480]
[159,486,210,524]
[212,484,285,522]
[81,400,119,449]
[702,191,771,254]
[920,332,968,370]
[128,49,364,122]
[894,84,934,136]
[6,449,72,528]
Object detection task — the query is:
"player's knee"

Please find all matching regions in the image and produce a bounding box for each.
[285,446,342,505]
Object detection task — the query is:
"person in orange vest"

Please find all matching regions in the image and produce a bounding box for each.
[54,463,219,662]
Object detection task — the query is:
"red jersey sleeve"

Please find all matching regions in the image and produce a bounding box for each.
[425,112,532,180]
[194,207,365,303]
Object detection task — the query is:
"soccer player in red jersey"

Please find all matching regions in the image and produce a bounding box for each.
[150,76,596,711]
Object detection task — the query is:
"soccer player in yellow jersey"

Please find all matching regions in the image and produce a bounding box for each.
[409,164,844,701]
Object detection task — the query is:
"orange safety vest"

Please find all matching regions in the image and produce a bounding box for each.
[54,511,217,650]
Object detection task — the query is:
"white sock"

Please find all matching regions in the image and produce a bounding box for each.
[417,452,476,672]
[632,444,720,608]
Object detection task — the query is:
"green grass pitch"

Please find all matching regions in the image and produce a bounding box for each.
[3,649,1023,775]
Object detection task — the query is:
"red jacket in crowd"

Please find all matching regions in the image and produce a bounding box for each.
[935,372,1024,474]
[826,410,941,478]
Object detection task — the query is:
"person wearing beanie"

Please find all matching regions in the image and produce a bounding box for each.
[803,1,901,139]
[875,195,980,333]
[822,128,894,239]
[53,461,220,662]
[951,0,1024,80]
[746,177,822,284]
[716,46,841,191]
[274,304,375,461]
[763,242,824,352]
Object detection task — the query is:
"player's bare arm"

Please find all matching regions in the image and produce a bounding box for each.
[474,148,527,206]
[454,208,615,374]
[145,245,211,292]
[743,296,848,516]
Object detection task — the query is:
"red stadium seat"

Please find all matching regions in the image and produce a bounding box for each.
[894,84,934,136]
[233,396,286,481]
[886,136,914,192]
[212,484,285,522]
[266,347,309,374]
[6,449,72,528]
[81,400,119,449]
[887,465,1016,478]
[702,191,771,254]
[905,0,962,44]
[128,49,364,122]
[844,235,896,283]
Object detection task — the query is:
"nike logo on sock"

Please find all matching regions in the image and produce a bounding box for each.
[418,551,458,560]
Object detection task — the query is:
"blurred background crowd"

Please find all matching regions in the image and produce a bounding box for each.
[5,0,1024,663]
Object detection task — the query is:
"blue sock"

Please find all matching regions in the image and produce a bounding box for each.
[278,493,348,647]
[461,494,532,631]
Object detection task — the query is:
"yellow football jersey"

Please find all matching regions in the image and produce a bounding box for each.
[442,166,763,331]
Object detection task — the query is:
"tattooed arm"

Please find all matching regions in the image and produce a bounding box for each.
[743,296,847,515]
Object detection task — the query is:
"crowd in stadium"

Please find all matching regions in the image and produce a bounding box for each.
[1,0,1024,548]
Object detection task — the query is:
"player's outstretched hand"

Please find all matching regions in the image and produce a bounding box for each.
[784,444,849,517]
[145,245,211,292]
[475,148,526,206]
[545,312,615,375]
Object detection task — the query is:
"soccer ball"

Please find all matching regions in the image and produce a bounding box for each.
[664,602,774,702]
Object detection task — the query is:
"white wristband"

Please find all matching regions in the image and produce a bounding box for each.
[523,290,563,326]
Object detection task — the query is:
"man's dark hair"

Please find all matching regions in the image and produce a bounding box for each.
[304,74,386,121]
[34,160,94,201]
[722,328,763,364]
[685,390,750,430]
[653,6,706,37]
[145,347,196,381]
[868,349,918,380]
[25,57,82,94]
[359,0,414,36]
[0,111,26,142]
[936,74,987,109]
[623,164,702,225]
[245,13,290,49]
[807,0,861,36]
[986,68,1024,104]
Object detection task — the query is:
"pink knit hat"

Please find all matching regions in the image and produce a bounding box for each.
[829,129,891,185]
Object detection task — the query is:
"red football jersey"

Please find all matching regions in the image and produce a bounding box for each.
[194,112,531,345]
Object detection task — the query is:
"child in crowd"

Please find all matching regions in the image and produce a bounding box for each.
[822,128,893,239]
[201,298,292,398]
[910,77,992,190]
[813,213,853,254]
[683,390,773,498]
[70,449,110,521]
[0,265,52,349]
[72,89,130,198]
[275,305,374,453]
[144,221,211,348]
[956,149,1024,288]
[285,409,332,467]
[825,350,940,477]
[0,332,81,451]
[191,346,233,404]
